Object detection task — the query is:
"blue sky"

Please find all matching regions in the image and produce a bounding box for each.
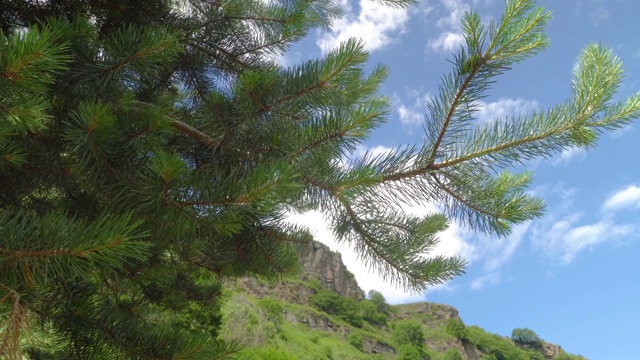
[284,1,640,359]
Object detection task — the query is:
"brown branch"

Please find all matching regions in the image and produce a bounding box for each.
[2,51,44,81]
[224,16,287,24]
[336,195,414,282]
[0,238,125,260]
[99,39,175,76]
[427,58,486,164]
[258,227,309,245]
[381,163,440,182]
[288,130,344,161]
[0,284,26,360]
[171,197,246,207]
[188,41,252,70]
[121,100,220,149]
[430,173,501,218]
[169,118,220,149]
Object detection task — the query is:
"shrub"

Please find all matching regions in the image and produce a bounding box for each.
[310,289,363,327]
[446,319,469,341]
[468,326,534,360]
[396,344,429,360]
[348,333,364,350]
[358,299,388,326]
[443,348,463,360]
[511,328,543,350]
[257,297,283,322]
[392,320,425,347]
[367,289,390,315]
[236,346,296,360]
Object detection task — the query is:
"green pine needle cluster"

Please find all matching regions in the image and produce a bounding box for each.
[1,0,639,358]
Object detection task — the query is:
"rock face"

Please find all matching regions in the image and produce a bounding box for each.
[298,241,365,300]
[236,240,364,302]
[542,342,562,359]
[394,302,462,322]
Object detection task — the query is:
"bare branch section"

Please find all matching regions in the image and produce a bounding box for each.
[121,100,220,149]
[0,285,28,360]
[169,119,219,149]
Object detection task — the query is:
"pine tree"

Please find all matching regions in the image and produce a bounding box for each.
[1,0,639,358]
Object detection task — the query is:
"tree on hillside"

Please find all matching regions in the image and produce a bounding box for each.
[1,0,639,358]
[368,289,390,315]
[512,328,543,350]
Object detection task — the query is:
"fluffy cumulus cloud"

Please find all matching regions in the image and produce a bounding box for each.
[475,98,540,124]
[425,0,471,53]
[427,31,465,53]
[531,186,636,264]
[316,0,410,54]
[602,185,640,212]
[393,89,432,126]
[559,220,633,263]
[436,0,471,29]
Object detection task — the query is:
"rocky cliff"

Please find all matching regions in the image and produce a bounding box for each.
[238,240,365,301]
[297,241,365,300]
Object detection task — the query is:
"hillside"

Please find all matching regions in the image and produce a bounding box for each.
[220,242,586,360]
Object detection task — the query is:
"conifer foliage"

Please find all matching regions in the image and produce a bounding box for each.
[1,0,639,358]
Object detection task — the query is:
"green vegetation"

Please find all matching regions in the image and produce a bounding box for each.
[218,279,587,360]
[359,299,389,325]
[236,346,297,360]
[467,326,546,360]
[369,290,391,315]
[2,0,635,357]
[348,332,364,350]
[446,319,469,342]
[258,297,285,323]
[310,288,364,327]
[443,348,463,360]
[396,344,430,360]
[512,328,544,350]
[392,320,425,347]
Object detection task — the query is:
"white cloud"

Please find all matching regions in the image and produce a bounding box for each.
[424,0,472,54]
[436,0,471,29]
[470,271,500,290]
[393,89,432,126]
[316,0,410,54]
[560,220,634,263]
[427,31,465,53]
[475,98,540,123]
[603,185,640,212]
[528,183,640,263]
[551,147,586,166]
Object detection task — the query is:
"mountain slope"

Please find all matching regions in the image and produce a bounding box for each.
[220,242,586,360]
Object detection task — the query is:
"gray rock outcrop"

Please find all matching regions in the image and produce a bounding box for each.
[298,241,365,300]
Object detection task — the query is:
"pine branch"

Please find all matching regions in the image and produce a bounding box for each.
[0,284,27,360]
[431,172,501,219]
[427,56,486,164]
[223,15,288,25]
[119,100,221,149]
